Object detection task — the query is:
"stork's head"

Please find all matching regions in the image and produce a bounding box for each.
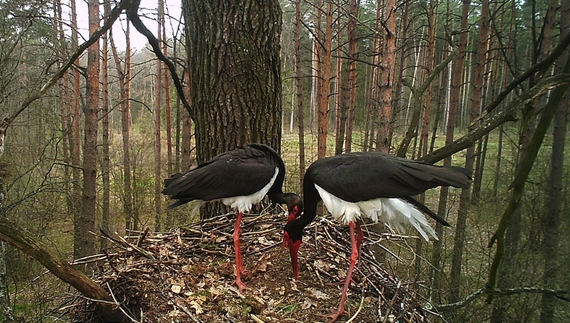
[285,194,303,221]
[282,196,304,279]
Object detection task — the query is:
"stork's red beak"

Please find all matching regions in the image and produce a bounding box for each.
[282,232,301,279]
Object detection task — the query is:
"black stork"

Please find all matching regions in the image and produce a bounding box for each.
[282,152,471,322]
[162,143,301,292]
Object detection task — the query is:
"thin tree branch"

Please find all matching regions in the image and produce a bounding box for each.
[126,0,193,116]
[396,51,458,157]
[420,73,570,164]
[486,55,570,304]
[483,30,570,116]
[0,0,133,136]
[436,287,570,311]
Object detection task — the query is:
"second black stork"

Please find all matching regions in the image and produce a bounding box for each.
[282,152,471,322]
[162,143,300,292]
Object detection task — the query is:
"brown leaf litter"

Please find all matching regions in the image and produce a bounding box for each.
[61,207,441,322]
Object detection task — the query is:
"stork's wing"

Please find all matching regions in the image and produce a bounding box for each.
[309,152,471,202]
[162,149,278,201]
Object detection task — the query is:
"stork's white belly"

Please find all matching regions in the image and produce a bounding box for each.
[221,167,279,213]
[314,184,438,241]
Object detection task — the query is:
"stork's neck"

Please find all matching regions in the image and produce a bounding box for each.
[298,200,318,227]
[285,192,318,237]
[270,192,300,207]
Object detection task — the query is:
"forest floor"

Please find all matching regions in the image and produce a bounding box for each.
[65,206,439,323]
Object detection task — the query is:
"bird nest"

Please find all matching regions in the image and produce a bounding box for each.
[63,207,438,322]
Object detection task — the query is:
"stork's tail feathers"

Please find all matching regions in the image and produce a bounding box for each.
[376,198,438,241]
[162,173,184,194]
[167,198,194,209]
[402,196,450,227]
[163,173,199,209]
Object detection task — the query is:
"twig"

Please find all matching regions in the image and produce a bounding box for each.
[345,295,365,323]
[307,261,325,288]
[247,241,281,256]
[136,227,150,247]
[70,253,108,266]
[382,280,402,323]
[437,287,570,311]
[105,282,140,323]
[117,235,156,259]
[173,299,202,323]
[250,314,266,323]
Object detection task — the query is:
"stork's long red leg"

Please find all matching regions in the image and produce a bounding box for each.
[233,212,247,292]
[326,221,364,323]
[355,221,364,252]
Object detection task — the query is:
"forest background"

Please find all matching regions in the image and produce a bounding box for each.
[0,0,568,322]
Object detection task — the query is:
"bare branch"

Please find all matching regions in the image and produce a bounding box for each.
[486,56,570,304]
[484,30,570,115]
[126,0,193,115]
[436,287,570,311]
[420,73,570,164]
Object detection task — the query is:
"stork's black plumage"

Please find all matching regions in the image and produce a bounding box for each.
[282,152,471,322]
[163,143,300,291]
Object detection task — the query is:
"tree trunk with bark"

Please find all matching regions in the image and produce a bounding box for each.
[540,1,569,320]
[343,0,359,153]
[334,20,346,156]
[184,0,283,217]
[75,0,100,266]
[317,2,333,158]
[450,0,487,305]
[294,0,306,189]
[363,1,381,152]
[420,0,437,158]
[161,0,174,229]
[376,0,397,152]
[434,0,470,304]
[110,22,135,231]
[100,0,111,250]
[154,0,164,232]
[70,0,82,255]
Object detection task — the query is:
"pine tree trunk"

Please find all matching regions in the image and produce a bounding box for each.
[75,0,100,266]
[540,1,568,320]
[344,0,359,153]
[70,0,82,256]
[56,0,73,216]
[154,0,164,232]
[100,0,111,249]
[317,2,333,158]
[294,0,306,189]
[434,0,469,304]
[364,1,382,152]
[110,23,134,231]
[334,21,345,156]
[450,0,486,304]
[420,0,437,158]
[376,0,397,152]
